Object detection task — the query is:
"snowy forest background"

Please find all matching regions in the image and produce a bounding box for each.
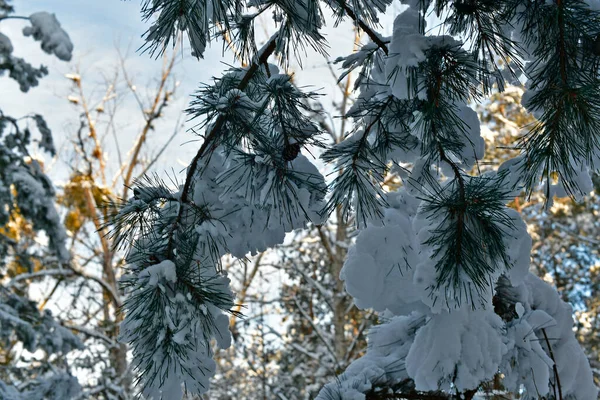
[1,0,600,399]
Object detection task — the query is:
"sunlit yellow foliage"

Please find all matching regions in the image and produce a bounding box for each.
[478,86,536,165]
[58,173,114,232]
[0,202,42,277]
[478,87,582,216]
[64,208,84,233]
[0,203,34,243]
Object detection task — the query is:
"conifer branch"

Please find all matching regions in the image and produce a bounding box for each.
[179,37,277,206]
[429,66,467,266]
[336,1,389,55]
[435,137,466,265]
[164,37,278,257]
[352,96,393,165]
[556,0,568,84]
[541,0,568,199]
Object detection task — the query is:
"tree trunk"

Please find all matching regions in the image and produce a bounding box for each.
[332,208,350,366]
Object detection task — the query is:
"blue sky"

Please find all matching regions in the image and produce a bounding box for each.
[2,1,231,183]
[2,1,403,184]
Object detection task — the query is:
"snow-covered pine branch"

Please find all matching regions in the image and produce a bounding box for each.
[111,33,327,397]
[116,0,600,397]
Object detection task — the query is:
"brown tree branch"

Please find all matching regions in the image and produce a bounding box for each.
[121,50,178,199]
[337,1,389,55]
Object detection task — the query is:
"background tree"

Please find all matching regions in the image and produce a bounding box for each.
[1,1,187,395]
[0,1,80,398]
[47,45,182,398]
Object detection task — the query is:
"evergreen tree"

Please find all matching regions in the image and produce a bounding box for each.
[0,1,81,398]
[113,0,600,398]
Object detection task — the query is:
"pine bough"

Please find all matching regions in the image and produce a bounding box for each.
[112,0,600,398]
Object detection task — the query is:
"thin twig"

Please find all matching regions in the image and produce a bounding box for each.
[337,1,389,55]
[75,69,108,186]
[542,327,564,400]
[292,295,341,371]
[135,110,183,180]
[121,49,178,199]
[230,253,265,330]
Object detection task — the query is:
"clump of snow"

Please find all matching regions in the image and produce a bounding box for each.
[316,313,424,400]
[341,191,426,316]
[2,10,71,92]
[385,7,429,100]
[139,260,177,287]
[502,208,532,285]
[519,274,598,398]
[501,309,554,396]
[23,12,73,61]
[406,309,506,392]
[22,372,81,400]
[455,106,485,169]
[140,336,217,400]
[321,268,599,399]
[0,32,13,57]
[194,149,325,259]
